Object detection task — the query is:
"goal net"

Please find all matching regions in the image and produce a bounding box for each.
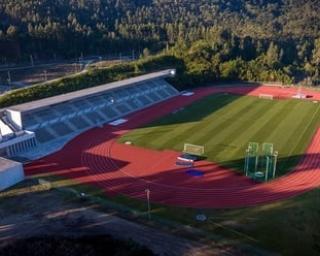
[259,94,274,100]
[183,143,205,156]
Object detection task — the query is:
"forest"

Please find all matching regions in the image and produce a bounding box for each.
[0,0,319,84]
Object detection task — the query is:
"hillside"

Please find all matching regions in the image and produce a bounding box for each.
[0,0,319,60]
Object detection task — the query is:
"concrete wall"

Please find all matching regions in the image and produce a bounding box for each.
[0,158,24,191]
[0,131,36,157]
[6,110,22,129]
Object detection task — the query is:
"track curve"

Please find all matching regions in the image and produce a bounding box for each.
[25,85,320,208]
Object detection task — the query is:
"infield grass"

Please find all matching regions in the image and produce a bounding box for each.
[119,93,320,175]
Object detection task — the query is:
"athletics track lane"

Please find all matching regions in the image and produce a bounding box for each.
[25,85,320,208]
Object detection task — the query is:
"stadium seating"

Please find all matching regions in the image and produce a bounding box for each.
[21,79,179,144]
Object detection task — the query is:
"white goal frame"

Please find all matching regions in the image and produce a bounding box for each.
[259,94,274,100]
[183,143,205,156]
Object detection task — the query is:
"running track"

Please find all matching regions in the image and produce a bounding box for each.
[25,85,320,208]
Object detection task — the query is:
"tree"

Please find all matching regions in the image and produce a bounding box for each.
[220,59,243,80]
[6,25,18,38]
[310,39,320,85]
[264,42,280,68]
[142,48,150,57]
[311,39,320,66]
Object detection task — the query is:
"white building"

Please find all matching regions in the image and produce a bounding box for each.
[0,157,24,191]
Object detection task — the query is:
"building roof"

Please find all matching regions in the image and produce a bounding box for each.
[0,157,21,171]
[7,69,175,114]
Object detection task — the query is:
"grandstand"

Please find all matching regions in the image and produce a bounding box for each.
[0,111,37,158]
[0,69,178,155]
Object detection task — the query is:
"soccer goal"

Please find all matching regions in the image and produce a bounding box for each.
[259,94,274,100]
[183,143,205,156]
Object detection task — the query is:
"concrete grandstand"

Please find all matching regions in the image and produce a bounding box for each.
[0,112,37,158]
[0,69,177,190]
[0,69,178,159]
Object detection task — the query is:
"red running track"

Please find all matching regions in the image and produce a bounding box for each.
[25,85,320,208]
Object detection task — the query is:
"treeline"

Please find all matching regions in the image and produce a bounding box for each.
[1,32,320,107]
[0,0,319,62]
[165,31,320,86]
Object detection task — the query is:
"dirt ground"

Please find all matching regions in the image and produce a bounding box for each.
[0,179,248,256]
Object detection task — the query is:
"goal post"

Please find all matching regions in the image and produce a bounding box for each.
[259,94,274,100]
[183,143,205,156]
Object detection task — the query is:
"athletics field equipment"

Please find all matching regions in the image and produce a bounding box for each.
[244,142,278,182]
[25,85,320,208]
[176,143,204,166]
[244,142,259,176]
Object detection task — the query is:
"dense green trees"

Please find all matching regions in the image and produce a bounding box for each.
[310,39,320,84]
[167,37,297,87]
[0,36,316,108]
[0,0,319,87]
[0,0,319,61]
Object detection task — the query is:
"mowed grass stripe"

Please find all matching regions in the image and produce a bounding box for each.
[119,94,320,175]
[222,99,295,165]
[159,95,258,150]
[266,101,314,153]
[193,97,272,154]
[247,100,317,169]
[121,94,233,146]
[149,93,235,126]
[277,103,320,174]
[184,97,260,145]
[211,99,288,162]
[148,95,237,148]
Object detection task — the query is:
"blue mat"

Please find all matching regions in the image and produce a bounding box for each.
[185,169,204,177]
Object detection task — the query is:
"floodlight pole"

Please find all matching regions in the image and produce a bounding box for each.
[273,151,278,179]
[244,150,247,175]
[145,188,151,220]
[265,156,269,182]
[255,155,259,173]
[244,149,249,176]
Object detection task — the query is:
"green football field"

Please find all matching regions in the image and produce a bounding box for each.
[119,93,320,175]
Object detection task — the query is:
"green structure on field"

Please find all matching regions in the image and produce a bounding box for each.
[244,142,278,182]
[244,142,259,176]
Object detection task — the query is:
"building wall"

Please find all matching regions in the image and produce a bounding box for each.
[6,110,22,129]
[0,131,36,157]
[0,160,24,191]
